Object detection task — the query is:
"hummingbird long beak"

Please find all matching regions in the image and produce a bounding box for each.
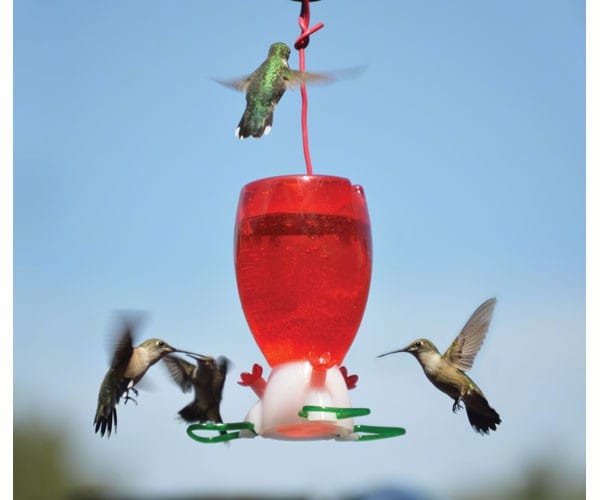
[172,348,213,361]
[377,347,409,358]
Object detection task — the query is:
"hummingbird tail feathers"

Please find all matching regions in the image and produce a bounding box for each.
[178,404,226,436]
[93,376,130,438]
[178,403,223,425]
[178,403,205,423]
[94,404,117,438]
[235,109,273,139]
[465,393,501,434]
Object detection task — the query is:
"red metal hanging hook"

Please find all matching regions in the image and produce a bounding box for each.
[293,0,324,175]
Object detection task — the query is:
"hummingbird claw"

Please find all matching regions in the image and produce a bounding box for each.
[123,394,138,406]
[122,387,139,406]
[452,400,463,413]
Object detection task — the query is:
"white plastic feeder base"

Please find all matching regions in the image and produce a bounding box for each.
[244,360,355,440]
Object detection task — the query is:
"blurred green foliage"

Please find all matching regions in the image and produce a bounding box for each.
[14,420,71,499]
[13,419,584,500]
[456,461,585,500]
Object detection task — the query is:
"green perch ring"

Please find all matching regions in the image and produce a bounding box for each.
[186,406,405,443]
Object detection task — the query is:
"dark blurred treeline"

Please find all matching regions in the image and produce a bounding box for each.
[455,461,585,500]
[13,420,584,500]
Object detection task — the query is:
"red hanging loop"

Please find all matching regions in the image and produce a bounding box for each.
[293,0,324,176]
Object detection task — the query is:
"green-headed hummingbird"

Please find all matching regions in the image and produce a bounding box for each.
[217,41,334,139]
[378,298,501,434]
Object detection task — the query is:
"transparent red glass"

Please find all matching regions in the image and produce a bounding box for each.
[234,175,372,368]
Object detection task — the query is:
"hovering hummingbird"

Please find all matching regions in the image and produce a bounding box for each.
[378,298,501,434]
[163,354,230,426]
[93,316,202,438]
[217,41,335,139]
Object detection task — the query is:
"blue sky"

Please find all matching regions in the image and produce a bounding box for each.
[12,1,585,498]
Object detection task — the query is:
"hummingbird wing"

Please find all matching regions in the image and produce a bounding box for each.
[211,356,230,402]
[284,70,333,89]
[284,66,366,90]
[443,298,497,372]
[110,324,134,370]
[215,65,364,94]
[94,314,146,438]
[216,70,327,92]
[94,317,139,437]
[206,356,230,423]
[163,355,197,393]
[108,312,148,368]
[213,74,253,92]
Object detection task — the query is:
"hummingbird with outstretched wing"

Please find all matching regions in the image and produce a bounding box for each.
[164,354,230,427]
[93,315,203,438]
[379,298,501,434]
[217,41,359,139]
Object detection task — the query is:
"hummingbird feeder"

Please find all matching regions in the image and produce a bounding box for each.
[187,0,405,443]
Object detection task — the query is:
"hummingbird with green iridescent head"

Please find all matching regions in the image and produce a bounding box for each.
[378,298,501,434]
[217,41,334,139]
[93,316,204,438]
[163,354,230,426]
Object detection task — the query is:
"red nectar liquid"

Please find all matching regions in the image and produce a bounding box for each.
[234,175,372,368]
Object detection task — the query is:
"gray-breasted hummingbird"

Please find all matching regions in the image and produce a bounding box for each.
[217,41,335,139]
[378,298,501,434]
[93,316,203,437]
[163,354,229,426]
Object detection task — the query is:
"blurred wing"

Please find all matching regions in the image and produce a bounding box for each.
[284,66,366,90]
[197,357,230,423]
[213,74,252,92]
[109,317,137,370]
[212,357,230,397]
[163,355,195,392]
[444,298,497,372]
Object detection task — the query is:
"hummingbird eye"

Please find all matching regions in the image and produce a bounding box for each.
[414,341,422,348]
[157,341,165,347]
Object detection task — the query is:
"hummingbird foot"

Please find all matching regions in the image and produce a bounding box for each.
[124,383,139,397]
[122,387,138,406]
[452,400,463,413]
[123,394,138,406]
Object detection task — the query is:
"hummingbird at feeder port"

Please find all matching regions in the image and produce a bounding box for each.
[378,298,501,434]
[217,41,336,139]
[93,315,204,438]
[163,354,230,426]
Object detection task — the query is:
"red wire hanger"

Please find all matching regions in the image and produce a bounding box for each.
[292,0,324,175]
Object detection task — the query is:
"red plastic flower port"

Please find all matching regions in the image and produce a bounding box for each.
[340,366,358,390]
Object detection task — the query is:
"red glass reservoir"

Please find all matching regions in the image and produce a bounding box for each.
[234,175,372,368]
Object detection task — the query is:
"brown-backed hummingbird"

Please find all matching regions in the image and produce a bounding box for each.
[163,354,230,426]
[378,298,501,434]
[93,316,203,437]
